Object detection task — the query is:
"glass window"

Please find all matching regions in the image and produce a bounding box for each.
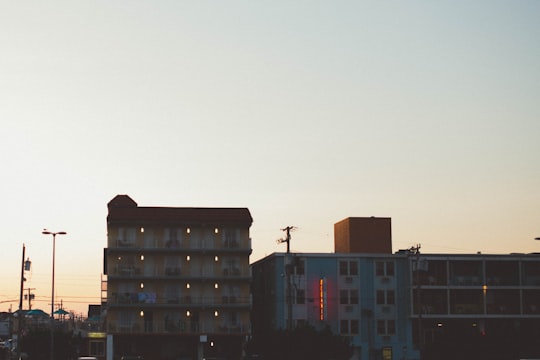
[350,289,359,305]
[387,320,396,335]
[349,261,358,275]
[339,261,348,276]
[387,290,395,304]
[340,319,349,334]
[340,290,348,304]
[296,289,305,304]
[350,319,359,334]
[377,320,386,335]
[386,262,395,276]
[376,290,385,304]
[376,261,385,276]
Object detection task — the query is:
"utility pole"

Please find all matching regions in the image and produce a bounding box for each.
[277,226,296,330]
[409,244,422,359]
[24,288,36,310]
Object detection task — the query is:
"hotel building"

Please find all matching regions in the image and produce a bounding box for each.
[103,195,253,360]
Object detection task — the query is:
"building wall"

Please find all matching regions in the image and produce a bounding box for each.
[334,217,392,254]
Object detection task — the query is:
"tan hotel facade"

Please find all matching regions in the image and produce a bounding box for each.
[103,195,253,360]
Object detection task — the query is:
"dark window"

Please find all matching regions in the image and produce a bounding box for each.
[340,290,348,304]
[377,320,386,335]
[387,320,396,335]
[350,261,358,275]
[340,320,349,334]
[386,262,395,276]
[295,259,305,275]
[350,289,359,305]
[339,261,348,276]
[376,290,385,304]
[296,289,305,304]
[350,319,359,334]
[376,261,385,276]
[387,290,395,305]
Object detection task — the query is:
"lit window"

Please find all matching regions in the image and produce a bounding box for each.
[186,255,191,261]
[214,283,219,289]
[140,255,144,261]
[186,283,190,289]
[140,227,144,233]
[186,310,190,317]
[214,310,219,317]
[140,311,144,317]
[186,228,191,234]
[214,228,219,234]
[215,256,219,262]
[140,283,144,289]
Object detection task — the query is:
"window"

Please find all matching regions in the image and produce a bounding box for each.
[340,289,359,305]
[376,261,395,277]
[377,290,385,305]
[340,320,349,334]
[377,319,396,335]
[376,290,395,305]
[350,319,359,335]
[350,261,358,275]
[295,259,305,275]
[340,290,348,305]
[340,260,359,276]
[295,289,305,304]
[341,319,360,335]
[339,261,348,276]
[387,290,395,304]
[350,289,359,304]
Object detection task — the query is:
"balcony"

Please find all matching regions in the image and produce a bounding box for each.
[107,320,250,335]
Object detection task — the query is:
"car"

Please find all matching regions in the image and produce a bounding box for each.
[78,357,98,360]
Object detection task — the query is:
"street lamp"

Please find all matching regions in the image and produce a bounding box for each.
[42,229,66,360]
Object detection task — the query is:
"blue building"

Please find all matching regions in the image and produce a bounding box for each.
[251,217,540,360]
[251,251,417,360]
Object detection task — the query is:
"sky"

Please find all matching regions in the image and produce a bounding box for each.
[1,1,539,316]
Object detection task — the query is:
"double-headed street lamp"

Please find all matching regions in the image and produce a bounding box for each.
[42,230,66,360]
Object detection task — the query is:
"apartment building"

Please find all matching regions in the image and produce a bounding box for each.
[251,252,417,360]
[103,195,253,360]
[251,217,540,360]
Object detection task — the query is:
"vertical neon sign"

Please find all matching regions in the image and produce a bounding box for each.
[319,277,327,320]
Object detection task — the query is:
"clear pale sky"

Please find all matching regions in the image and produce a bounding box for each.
[1,1,539,316]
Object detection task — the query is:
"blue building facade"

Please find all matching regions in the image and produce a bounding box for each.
[251,252,419,360]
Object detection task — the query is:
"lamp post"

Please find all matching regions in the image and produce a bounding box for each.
[42,230,66,360]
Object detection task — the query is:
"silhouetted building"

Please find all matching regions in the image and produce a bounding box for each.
[103,195,253,360]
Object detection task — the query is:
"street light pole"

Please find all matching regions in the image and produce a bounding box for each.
[42,230,66,360]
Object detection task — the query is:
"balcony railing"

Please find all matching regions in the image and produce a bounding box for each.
[107,293,251,307]
[107,320,250,335]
